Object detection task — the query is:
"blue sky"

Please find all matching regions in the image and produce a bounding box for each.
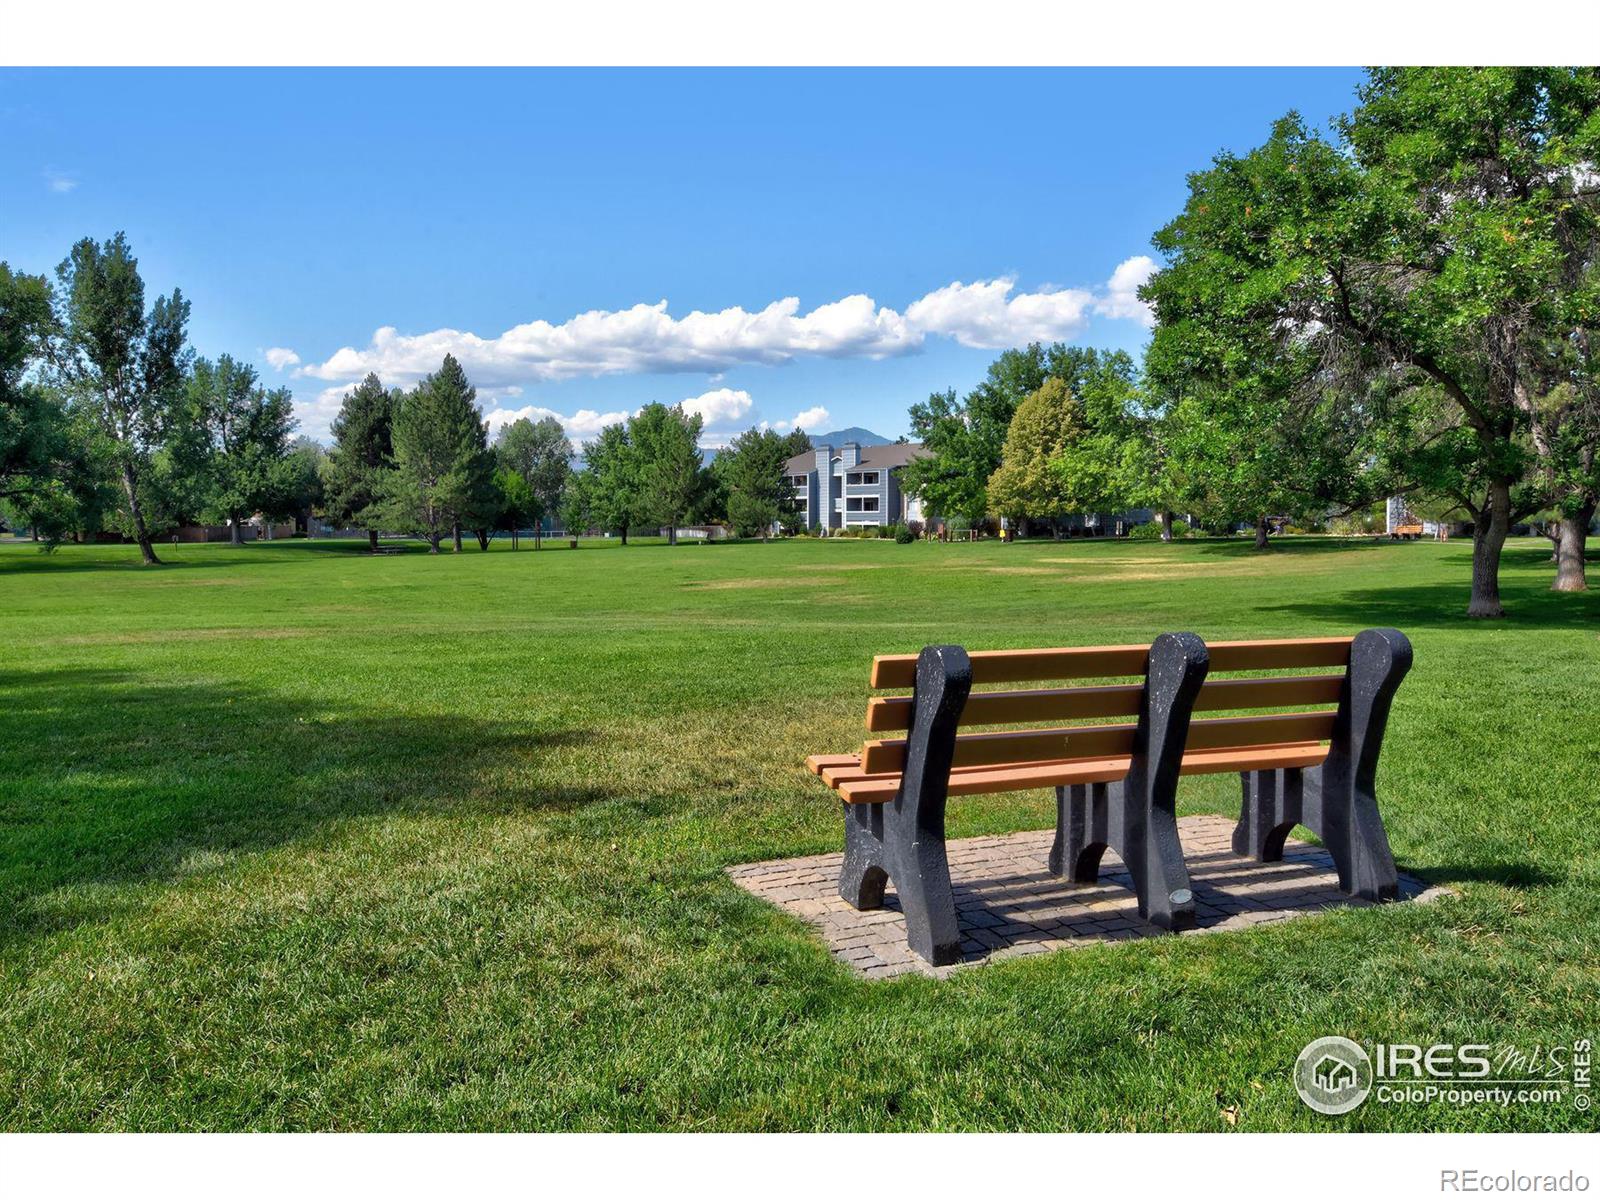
[2,68,1366,445]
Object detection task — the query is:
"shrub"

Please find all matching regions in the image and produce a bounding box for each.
[894,525,915,544]
[1128,519,1191,541]
[906,520,924,539]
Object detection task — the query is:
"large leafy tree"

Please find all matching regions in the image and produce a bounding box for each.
[902,343,1138,525]
[986,378,1084,536]
[492,466,536,549]
[577,422,641,544]
[188,354,297,545]
[631,401,704,545]
[1150,70,1600,612]
[901,345,1055,523]
[494,415,572,548]
[1338,69,1600,597]
[326,373,398,552]
[0,262,95,545]
[51,233,190,564]
[385,355,495,553]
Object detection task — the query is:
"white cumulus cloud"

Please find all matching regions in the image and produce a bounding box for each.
[904,279,1095,350]
[1092,255,1157,328]
[481,403,632,441]
[290,260,1155,441]
[679,386,752,427]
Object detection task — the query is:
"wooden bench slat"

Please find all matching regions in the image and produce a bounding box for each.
[859,710,1338,775]
[868,636,1353,689]
[1203,637,1353,671]
[862,673,1347,732]
[870,644,1152,689]
[834,742,1330,803]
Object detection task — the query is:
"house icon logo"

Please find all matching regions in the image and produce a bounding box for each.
[1294,1036,1373,1115]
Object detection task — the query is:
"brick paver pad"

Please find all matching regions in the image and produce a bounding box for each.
[729,813,1446,979]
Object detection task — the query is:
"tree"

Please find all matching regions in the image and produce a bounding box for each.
[718,426,796,539]
[385,356,494,553]
[578,422,641,544]
[986,378,1084,536]
[326,373,397,552]
[492,465,535,549]
[188,355,297,545]
[631,401,704,545]
[0,262,96,547]
[51,233,191,564]
[281,437,327,533]
[1,265,59,504]
[560,468,594,537]
[901,343,1127,525]
[1149,71,1600,613]
[1339,69,1600,599]
[495,416,572,548]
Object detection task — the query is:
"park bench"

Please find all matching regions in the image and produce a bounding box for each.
[806,629,1412,965]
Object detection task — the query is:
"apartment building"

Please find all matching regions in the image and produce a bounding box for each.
[784,441,928,531]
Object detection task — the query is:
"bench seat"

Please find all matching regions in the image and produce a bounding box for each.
[805,628,1413,966]
[808,741,1329,802]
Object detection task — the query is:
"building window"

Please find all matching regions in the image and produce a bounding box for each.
[862,496,879,513]
[845,472,861,486]
[790,475,808,487]
[860,472,878,485]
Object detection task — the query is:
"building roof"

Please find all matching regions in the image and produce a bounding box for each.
[784,441,928,475]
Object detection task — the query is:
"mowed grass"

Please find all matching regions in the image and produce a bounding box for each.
[1,533,1596,1132]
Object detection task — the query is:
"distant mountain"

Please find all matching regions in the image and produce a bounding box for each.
[809,427,892,448]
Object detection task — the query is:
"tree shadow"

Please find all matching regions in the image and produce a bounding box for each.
[0,667,604,948]
[1258,581,1600,631]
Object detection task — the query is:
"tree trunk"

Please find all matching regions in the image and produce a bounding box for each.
[428,533,441,554]
[452,521,463,553]
[475,529,490,551]
[119,460,161,565]
[1467,482,1512,618]
[231,513,244,547]
[367,529,379,553]
[668,520,678,546]
[1552,501,1594,593]
[1253,515,1270,551]
[534,525,541,551]
[1051,521,1061,541]
[620,524,629,546]
[1160,510,1174,542]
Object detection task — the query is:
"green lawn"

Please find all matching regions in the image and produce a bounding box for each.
[2,534,1596,1131]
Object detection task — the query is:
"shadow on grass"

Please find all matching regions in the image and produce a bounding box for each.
[1411,862,1562,890]
[0,667,605,947]
[1259,580,1600,631]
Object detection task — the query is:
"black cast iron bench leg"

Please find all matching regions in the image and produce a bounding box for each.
[1232,627,1412,902]
[1049,631,1209,932]
[837,644,972,965]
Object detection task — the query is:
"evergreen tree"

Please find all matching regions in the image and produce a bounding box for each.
[718,427,795,539]
[327,373,397,552]
[385,355,494,553]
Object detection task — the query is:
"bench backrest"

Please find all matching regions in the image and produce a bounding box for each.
[857,637,1354,776]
